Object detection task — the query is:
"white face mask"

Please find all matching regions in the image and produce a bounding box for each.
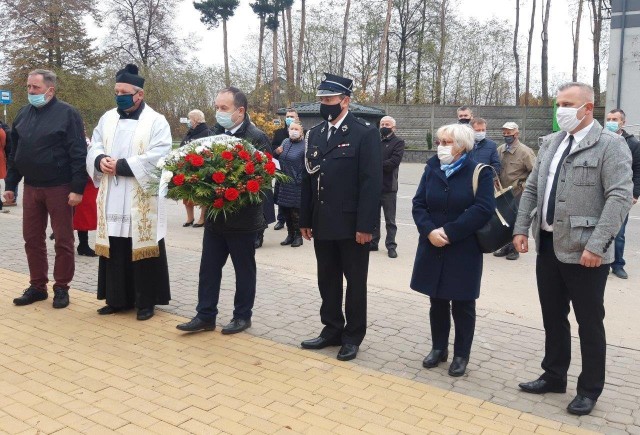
[556,103,586,133]
[289,130,301,140]
[474,131,486,142]
[437,144,460,165]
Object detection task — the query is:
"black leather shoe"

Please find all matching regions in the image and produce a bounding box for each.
[77,245,97,257]
[183,220,194,227]
[281,233,294,245]
[301,336,342,349]
[448,356,468,377]
[506,250,520,260]
[291,233,303,247]
[422,349,448,368]
[52,287,70,309]
[254,233,264,249]
[176,317,216,332]
[221,318,251,334]
[137,307,154,321]
[518,378,567,394]
[567,395,597,415]
[612,268,628,279]
[13,287,48,306]
[274,221,285,230]
[337,344,359,361]
[97,305,123,315]
[388,248,398,258]
[493,244,510,257]
[193,222,205,228]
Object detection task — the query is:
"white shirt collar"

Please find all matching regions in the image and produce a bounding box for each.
[569,120,595,146]
[329,111,348,131]
[227,119,244,135]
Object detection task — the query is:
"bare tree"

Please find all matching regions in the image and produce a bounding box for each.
[589,0,605,105]
[266,12,280,110]
[514,0,521,104]
[251,0,271,90]
[434,0,450,104]
[339,0,351,76]
[374,0,392,102]
[295,0,306,100]
[285,1,295,102]
[106,0,183,68]
[525,0,536,105]
[572,0,584,82]
[540,0,551,105]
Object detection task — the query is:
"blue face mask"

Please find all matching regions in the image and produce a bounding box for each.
[28,88,52,108]
[285,117,294,127]
[115,94,136,111]
[216,109,238,130]
[605,121,620,133]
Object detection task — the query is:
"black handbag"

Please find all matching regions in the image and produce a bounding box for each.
[472,164,519,254]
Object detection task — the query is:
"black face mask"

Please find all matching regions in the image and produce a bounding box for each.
[380,127,393,137]
[320,103,343,121]
[458,118,471,124]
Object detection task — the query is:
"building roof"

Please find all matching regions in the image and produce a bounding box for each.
[277,102,386,117]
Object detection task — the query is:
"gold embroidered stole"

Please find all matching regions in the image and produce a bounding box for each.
[95,109,160,261]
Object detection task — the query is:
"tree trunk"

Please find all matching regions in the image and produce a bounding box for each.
[272,26,279,111]
[295,0,306,100]
[435,0,448,105]
[256,15,265,90]
[513,0,521,105]
[572,0,583,82]
[223,18,230,87]
[413,0,427,103]
[286,6,294,102]
[541,0,551,105]
[339,0,351,75]
[590,0,602,105]
[525,0,536,106]
[281,9,289,75]
[384,37,390,96]
[374,0,392,103]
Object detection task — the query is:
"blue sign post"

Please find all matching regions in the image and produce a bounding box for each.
[1,90,11,123]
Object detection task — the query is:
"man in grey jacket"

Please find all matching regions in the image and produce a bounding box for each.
[512,82,633,416]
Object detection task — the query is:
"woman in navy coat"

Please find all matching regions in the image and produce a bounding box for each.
[411,123,495,377]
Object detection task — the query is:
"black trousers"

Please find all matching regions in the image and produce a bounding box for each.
[537,230,608,400]
[281,207,300,233]
[313,238,370,345]
[429,298,476,358]
[372,192,398,249]
[97,237,171,309]
[196,227,257,323]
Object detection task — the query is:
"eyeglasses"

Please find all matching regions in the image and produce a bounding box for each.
[437,139,455,146]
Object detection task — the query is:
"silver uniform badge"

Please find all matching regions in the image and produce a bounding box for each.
[313,150,318,157]
[341,125,348,132]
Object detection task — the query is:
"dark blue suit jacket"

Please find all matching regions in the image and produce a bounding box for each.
[468,138,501,174]
[410,155,495,300]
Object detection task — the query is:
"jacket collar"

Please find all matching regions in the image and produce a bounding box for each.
[322,111,353,155]
[427,153,471,184]
[118,101,146,120]
[213,112,253,136]
[189,122,209,137]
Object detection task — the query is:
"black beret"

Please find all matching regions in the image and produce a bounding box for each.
[116,64,145,89]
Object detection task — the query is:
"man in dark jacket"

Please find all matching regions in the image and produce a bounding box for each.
[177,87,271,335]
[469,118,501,173]
[272,108,300,230]
[299,73,382,362]
[3,69,87,309]
[605,109,640,279]
[210,87,275,249]
[371,116,404,258]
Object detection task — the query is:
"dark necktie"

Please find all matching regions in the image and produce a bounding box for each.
[328,126,336,140]
[225,130,233,136]
[546,135,574,226]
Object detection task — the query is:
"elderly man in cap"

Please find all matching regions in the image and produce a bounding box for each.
[299,73,382,361]
[86,64,172,321]
[494,122,536,260]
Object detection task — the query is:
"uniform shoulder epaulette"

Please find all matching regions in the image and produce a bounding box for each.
[309,121,325,130]
[354,117,373,128]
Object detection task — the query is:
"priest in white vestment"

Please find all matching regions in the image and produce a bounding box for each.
[87,64,172,321]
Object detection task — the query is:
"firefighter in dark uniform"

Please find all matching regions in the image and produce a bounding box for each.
[299,73,382,361]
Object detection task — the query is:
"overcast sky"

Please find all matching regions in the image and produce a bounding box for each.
[166,0,603,87]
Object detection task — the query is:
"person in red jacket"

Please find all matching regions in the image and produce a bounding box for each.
[73,132,99,256]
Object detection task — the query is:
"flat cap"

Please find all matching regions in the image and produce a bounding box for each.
[502,122,519,130]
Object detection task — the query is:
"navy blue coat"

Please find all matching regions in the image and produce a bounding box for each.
[410,155,495,301]
[468,138,501,174]
[276,138,305,208]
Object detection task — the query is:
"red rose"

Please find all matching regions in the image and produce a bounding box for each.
[212,172,226,183]
[246,180,260,193]
[235,144,244,151]
[221,151,234,161]
[213,198,224,209]
[264,162,276,175]
[238,150,251,161]
[172,173,185,186]
[254,152,263,162]
[184,154,194,162]
[245,162,255,175]
[224,187,240,201]
[265,152,273,162]
[190,155,204,167]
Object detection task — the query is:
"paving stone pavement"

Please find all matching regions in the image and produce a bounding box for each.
[0,269,597,435]
[1,211,639,434]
